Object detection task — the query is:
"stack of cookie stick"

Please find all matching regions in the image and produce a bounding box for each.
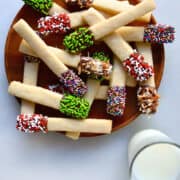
[107,57,126,116]
[82,8,153,82]
[9,81,112,134]
[13,19,87,97]
[116,25,175,43]
[9,81,90,118]
[136,43,160,113]
[20,1,70,115]
[88,0,156,40]
[20,40,137,88]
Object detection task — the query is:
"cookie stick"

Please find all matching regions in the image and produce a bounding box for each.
[107,57,126,116]
[136,43,160,114]
[13,19,87,97]
[16,114,112,134]
[21,56,39,114]
[19,40,112,79]
[83,8,153,82]
[88,0,156,40]
[116,25,175,43]
[91,0,152,23]
[8,81,90,119]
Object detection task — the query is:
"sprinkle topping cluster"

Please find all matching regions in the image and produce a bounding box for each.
[59,94,90,119]
[122,51,154,82]
[78,56,112,79]
[63,27,94,53]
[65,0,93,8]
[144,24,175,43]
[137,86,160,114]
[23,0,52,15]
[59,69,88,97]
[107,86,126,116]
[16,114,48,133]
[24,55,40,63]
[37,13,71,36]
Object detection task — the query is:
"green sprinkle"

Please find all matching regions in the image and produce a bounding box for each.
[90,51,110,81]
[23,0,52,15]
[63,27,94,54]
[92,52,110,62]
[59,94,90,119]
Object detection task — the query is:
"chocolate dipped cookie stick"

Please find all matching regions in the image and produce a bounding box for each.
[16,114,112,134]
[136,43,160,113]
[107,57,126,116]
[8,81,90,119]
[116,25,175,43]
[13,19,87,97]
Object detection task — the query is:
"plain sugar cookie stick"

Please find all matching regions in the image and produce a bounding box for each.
[21,56,39,114]
[16,114,112,134]
[19,40,112,80]
[107,57,126,116]
[23,0,68,15]
[116,25,175,43]
[13,19,87,97]
[136,43,160,114]
[88,0,156,40]
[91,0,151,23]
[8,81,90,119]
[83,8,154,82]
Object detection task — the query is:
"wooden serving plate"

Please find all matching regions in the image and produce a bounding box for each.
[4,0,165,137]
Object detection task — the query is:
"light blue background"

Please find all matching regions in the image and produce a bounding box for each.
[0,0,180,179]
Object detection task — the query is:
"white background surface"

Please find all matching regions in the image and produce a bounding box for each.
[0,0,180,180]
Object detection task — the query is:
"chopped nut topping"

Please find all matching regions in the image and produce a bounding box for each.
[137,86,160,114]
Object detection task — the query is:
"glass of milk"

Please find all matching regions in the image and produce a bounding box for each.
[129,129,180,180]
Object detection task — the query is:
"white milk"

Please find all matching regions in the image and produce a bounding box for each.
[131,143,180,180]
[129,130,180,180]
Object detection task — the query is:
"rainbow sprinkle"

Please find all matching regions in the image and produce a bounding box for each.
[122,51,154,82]
[37,13,71,36]
[59,70,88,97]
[107,86,126,116]
[144,24,175,43]
[17,114,48,133]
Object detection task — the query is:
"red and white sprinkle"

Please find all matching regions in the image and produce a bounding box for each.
[37,13,71,36]
[16,114,48,133]
[122,50,154,82]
